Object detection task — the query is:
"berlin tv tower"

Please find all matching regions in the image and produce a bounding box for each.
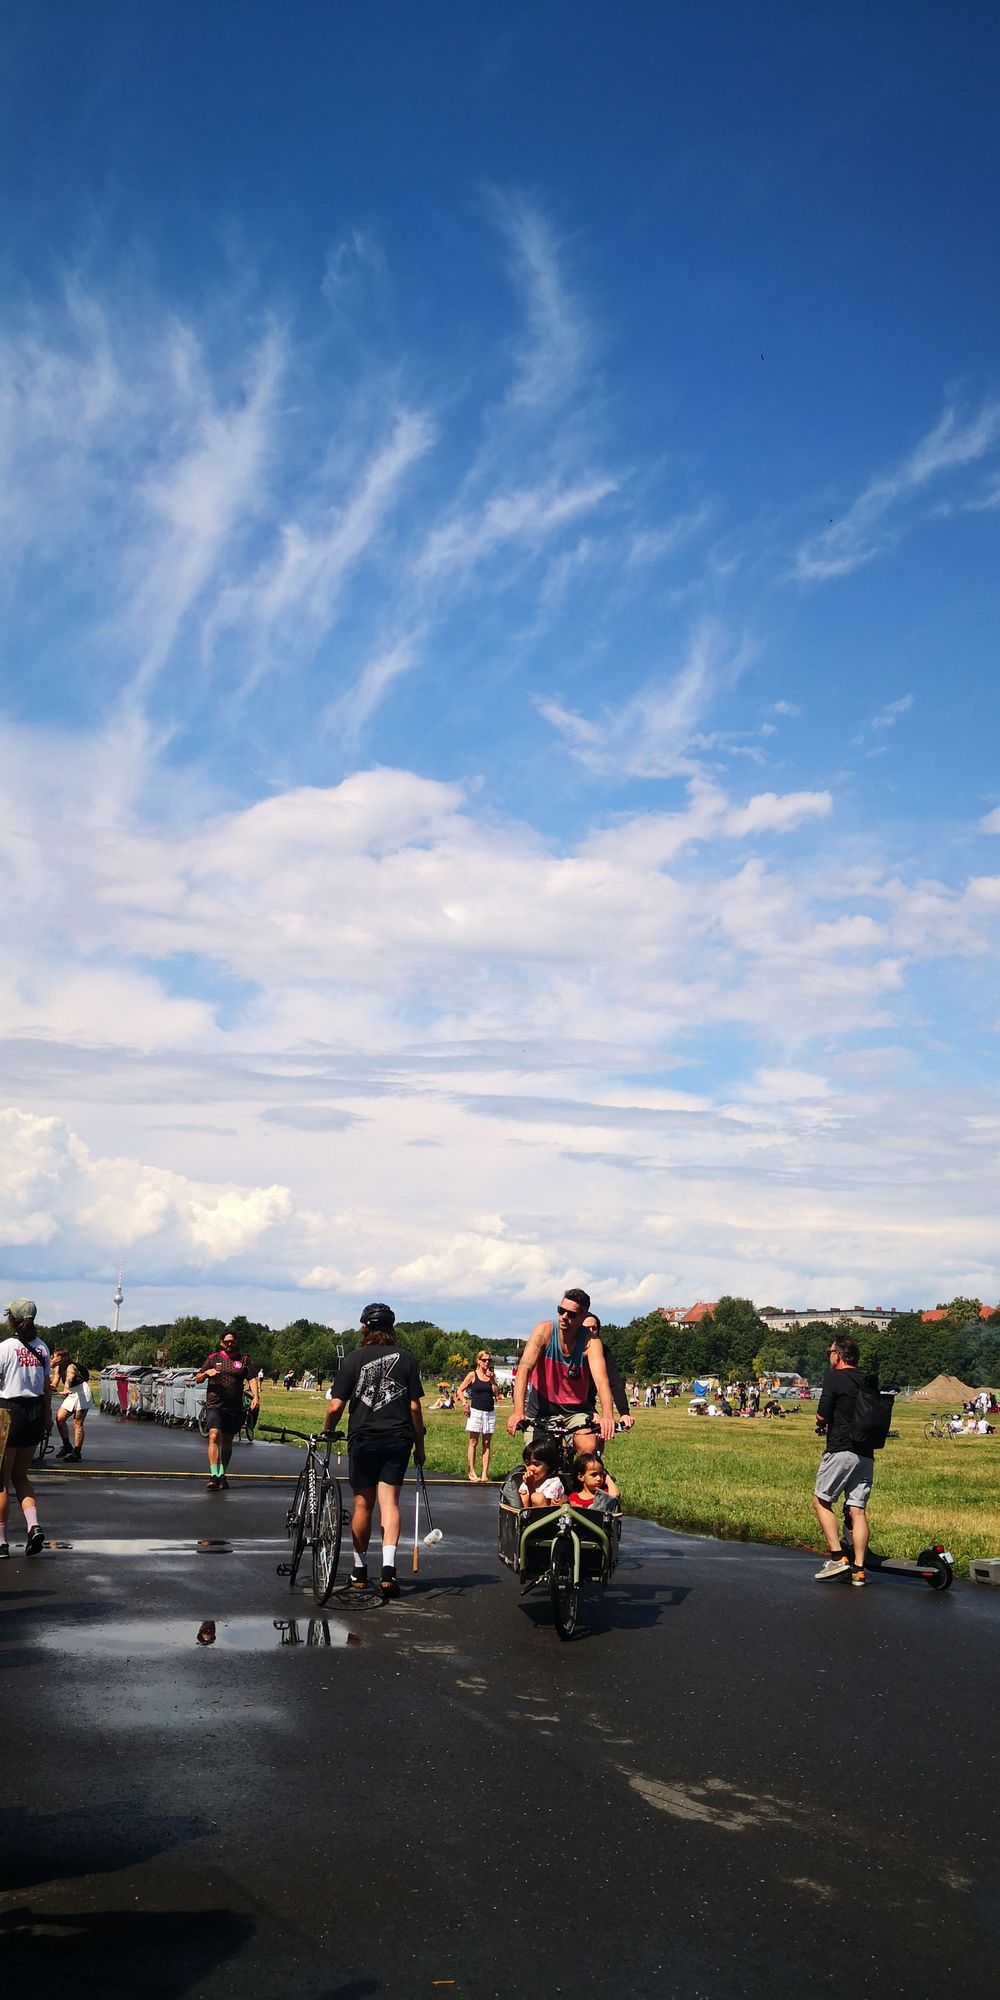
[113,1268,124,1336]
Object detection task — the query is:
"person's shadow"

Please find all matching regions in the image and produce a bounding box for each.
[5,1800,204,1892]
[0,1904,381,1999]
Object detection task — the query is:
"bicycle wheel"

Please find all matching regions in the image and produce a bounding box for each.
[287,1466,309,1587]
[312,1476,343,1605]
[550,1532,579,1641]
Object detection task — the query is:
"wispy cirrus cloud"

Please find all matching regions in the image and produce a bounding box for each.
[206,406,435,690]
[793,397,1000,583]
[414,473,616,581]
[492,192,587,412]
[129,325,285,694]
[851,692,913,749]
[536,620,750,777]
[626,505,712,567]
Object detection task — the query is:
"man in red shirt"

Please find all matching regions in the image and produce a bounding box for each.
[193,1329,258,1493]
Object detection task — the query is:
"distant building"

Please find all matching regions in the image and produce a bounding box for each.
[757,1306,898,1334]
[920,1305,997,1323]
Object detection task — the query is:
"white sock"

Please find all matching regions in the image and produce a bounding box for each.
[353,1550,367,1570]
[382,1544,397,1570]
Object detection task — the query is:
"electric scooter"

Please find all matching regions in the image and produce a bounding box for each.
[841,1506,954,1590]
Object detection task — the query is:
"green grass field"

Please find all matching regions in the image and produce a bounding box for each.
[256,1386,1000,1577]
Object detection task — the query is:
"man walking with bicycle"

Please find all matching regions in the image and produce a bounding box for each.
[323,1303,425,1599]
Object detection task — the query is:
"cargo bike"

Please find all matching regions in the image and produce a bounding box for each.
[498,1415,623,1640]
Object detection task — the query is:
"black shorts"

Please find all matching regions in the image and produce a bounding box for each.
[348,1441,413,1491]
[205,1403,242,1436]
[1,1396,46,1449]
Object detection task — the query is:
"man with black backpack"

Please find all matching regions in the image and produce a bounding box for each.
[811,1333,891,1587]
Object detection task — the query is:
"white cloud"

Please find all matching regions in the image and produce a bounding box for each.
[794,397,1000,582]
[0,1109,293,1270]
[415,475,616,580]
[537,620,750,777]
[979,807,1000,834]
[321,229,390,321]
[129,327,285,693]
[627,506,711,566]
[208,406,435,689]
[492,192,586,411]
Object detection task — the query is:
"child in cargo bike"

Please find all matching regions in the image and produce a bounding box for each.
[517,1439,566,1508]
[569,1452,620,1511]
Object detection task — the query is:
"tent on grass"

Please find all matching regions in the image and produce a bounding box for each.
[911,1372,980,1401]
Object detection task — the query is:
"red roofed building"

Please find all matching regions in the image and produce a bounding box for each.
[921,1305,997,1322]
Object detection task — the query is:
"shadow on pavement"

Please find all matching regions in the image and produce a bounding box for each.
[6,1801,206,1892]
[0,1904,254,1996]
[518,1579,690,1637]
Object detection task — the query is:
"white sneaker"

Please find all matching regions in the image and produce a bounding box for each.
[815,1554,850,1580]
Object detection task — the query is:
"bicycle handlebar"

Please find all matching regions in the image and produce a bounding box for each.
[513,1416,626,1436]
[255,1424,345,1446]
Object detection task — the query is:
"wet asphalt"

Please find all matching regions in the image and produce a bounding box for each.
[4,1412,1000,1999]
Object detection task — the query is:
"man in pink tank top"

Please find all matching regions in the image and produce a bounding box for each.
[507,1288,616,1443]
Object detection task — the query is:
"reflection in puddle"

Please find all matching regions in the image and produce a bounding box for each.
[32,1615,360,1655]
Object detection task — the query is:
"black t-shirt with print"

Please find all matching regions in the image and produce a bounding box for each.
[331,1343,424,1445]
[817,1365,864,1455]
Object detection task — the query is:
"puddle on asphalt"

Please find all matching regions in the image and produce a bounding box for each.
[32,1615,361,1655]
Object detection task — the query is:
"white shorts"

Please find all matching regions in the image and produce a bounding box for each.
[466,1409,496,1436]
[59,1391,91,1419]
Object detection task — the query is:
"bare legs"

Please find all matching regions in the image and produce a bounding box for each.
[467,1427,493,1481]
[0,1444,41,1544]
[812,1494,869,1568]
[350,1481,402,1565]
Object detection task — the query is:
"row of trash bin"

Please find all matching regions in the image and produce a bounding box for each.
[98,1365,208,1428]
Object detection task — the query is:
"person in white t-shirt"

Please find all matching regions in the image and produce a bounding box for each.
[518,1440,565,1508]
[55,1362,94,1461]
[0,1298,50,1558]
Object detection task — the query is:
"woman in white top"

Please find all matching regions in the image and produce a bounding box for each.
[55,1362,94,1461]
[0,1297,50,1558]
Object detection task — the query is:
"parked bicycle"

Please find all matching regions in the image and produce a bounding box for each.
[261,1425,344,1605]
[923,1413,955,1441]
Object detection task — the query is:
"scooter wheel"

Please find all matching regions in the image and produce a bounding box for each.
[917,1547,954,1590]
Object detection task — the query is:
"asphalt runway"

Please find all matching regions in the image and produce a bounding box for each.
[5,1412,999,1998]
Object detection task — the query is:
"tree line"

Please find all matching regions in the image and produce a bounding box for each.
[38,1314,475,1381]
[37,1292,1000,1390]
[597,1294,1000,1389]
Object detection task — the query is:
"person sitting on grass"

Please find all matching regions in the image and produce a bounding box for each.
[518,1440,565,1508]
[569,1452,620,1511]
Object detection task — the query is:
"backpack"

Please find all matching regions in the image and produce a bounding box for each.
[849,1374,895,1453]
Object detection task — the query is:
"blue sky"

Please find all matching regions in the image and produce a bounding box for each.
[1,3,999,1332]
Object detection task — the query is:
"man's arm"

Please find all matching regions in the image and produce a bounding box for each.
[323,1395,346,1437]
[602,1342,634,1426]
[585,1336,616,1442]
[507,1322,550,1435]
[815,1368,836,1435]
[410,1399,425,1465]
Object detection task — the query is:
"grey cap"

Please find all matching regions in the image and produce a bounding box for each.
[5,1297,37,1323]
